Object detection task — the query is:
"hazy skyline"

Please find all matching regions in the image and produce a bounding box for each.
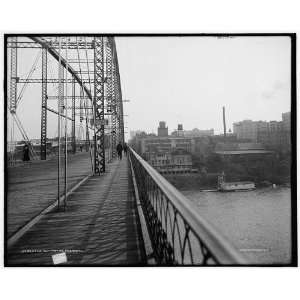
[8,36,291,141]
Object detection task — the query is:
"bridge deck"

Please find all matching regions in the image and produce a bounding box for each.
[6,157,146,266]
[7,152,93,238]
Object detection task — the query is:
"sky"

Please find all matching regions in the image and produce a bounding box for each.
[116,36,291,136]
[8,36,291,141]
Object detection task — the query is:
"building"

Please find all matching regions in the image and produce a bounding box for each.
[140,136,193,155]
[282,112,290,131]
[183,128,214,138]
[256,121,269,144]
[130,130,142,139]
[172,124,184,137]
[146,150,193,174]
[233,113,291,152]
[233,120,257,141]
[157,121,168,137]
[171,127,214,138]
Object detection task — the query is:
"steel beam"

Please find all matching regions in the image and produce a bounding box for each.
[40,47,47,160]
[9,37,17,113]
[72,78,76,154]
[106,38,117,160]
[93,37,105,174]
[111,38,125,145]
[17,78,95,84]
[7,41,94,49]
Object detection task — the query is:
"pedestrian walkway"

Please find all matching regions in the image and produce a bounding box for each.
[7,152,93,238]
[6,158,145,266]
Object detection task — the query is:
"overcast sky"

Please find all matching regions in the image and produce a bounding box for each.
[117,36,291,136]
[9,36,291,141]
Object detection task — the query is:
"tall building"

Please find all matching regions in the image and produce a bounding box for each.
[233,120,257,141]
[157,121,168,137]
[282,112,291,131]
[233,112,291,152]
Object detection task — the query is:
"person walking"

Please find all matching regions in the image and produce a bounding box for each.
[22,144,30,162]
[116,142,123,160]
[123,143,128,156]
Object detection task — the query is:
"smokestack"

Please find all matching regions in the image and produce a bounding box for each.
[223,106,227,139]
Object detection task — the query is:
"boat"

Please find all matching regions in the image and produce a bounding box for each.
[217,172,255,192]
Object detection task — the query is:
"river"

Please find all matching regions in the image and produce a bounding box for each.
[181,187,291,265]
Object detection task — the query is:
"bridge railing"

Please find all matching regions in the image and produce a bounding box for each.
[129,148,247,265]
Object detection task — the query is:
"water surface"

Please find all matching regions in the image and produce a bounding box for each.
[182,187,291,264]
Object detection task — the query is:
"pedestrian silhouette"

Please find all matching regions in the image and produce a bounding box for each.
[23,144,30,162]
[116,142,123,160]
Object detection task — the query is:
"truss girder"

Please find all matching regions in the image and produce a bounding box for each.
[111,38,125,145]
[106,38,117,159]
[7,36,125,176]
[93,37,105,174]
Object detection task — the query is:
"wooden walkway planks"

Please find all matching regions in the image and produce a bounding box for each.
[7,152,93,238]
[6,158,145,266]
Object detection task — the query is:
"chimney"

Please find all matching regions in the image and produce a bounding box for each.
[223,106,227,139]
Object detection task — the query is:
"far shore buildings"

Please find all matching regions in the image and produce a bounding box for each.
[130,112,290,173]
[136,121,210,174]
[233,112,291,152]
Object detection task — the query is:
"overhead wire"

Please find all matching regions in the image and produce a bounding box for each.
[16,49,42,107]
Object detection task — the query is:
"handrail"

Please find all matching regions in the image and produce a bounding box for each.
[129,147,247,265]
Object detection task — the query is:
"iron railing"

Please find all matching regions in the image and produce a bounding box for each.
[129,148,247,265]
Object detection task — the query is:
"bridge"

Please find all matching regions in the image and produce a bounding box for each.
[5,35,246,266]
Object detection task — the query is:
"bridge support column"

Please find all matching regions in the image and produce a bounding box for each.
[40,47,47,160]
[93,37,105,174]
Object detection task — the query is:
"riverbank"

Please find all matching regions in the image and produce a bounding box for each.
[164,173,290,191]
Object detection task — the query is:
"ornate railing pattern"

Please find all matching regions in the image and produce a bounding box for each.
[129,148,247,265]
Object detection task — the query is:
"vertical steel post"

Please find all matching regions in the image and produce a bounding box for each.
[9,37,17,166]
[40,47,47,160]
[57,37,63,210]
[72,77,76,154]
[9,37,17,114]
[105,37,117,159]
[93,36,105,174]
[64,37,69,210]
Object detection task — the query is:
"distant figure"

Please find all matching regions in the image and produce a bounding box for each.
[116,142,123,160]
[22,144,30,162]
[123,143,128,156]
[80,145,83,152]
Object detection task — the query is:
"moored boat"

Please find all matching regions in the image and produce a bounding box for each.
[217,172,255,192]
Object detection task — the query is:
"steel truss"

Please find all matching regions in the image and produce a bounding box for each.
[105,38,116,159]
[111,38,125,145]
[7,35,125,176]
[93,37,105,174]
[7,40,94,49]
